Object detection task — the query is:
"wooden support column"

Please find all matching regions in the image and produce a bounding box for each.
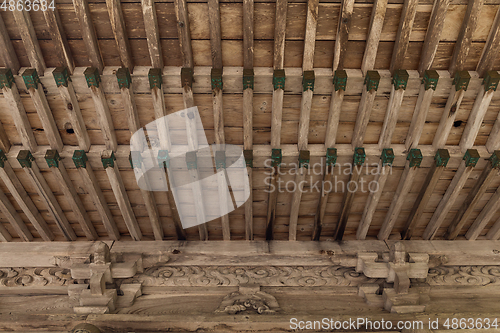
[379,70,409,148]
[466,184,500,240]
[352,71,380,148]
[106,0,133,71]
[423,149,479,240]
[378,148,422,240]
[243,70,254,240]
[266,148,281,240]
[446,151,500,239]
[449,0,484,75]
[460,71,500,152]
[17,150,76,241]
[0,151,53,241]
[418,0,450,74]
[73,0,104,72]
[361,0,388,74]
[22,69,63,151]
[402,149,450,240]
[0,187,32,241]
[13,10,45,75]
[141,0,163,68]
[0,15,20,74]
[333,0,354,71]
[390,0,418,73]
[45,150,97,240]
[433,71,470,149]
[84,67,117,151]
[53,67,90,151]
[43,9,75,73]
[73,150,120,240]
[289,150,310,241]
[335,147,366,240]
[102,151,142,241]
[405,70,439,150]
[477,8,500,78]
[313,148,337,240]
[357,148,394,240]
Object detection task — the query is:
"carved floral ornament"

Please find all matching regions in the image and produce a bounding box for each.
[0,267,72,287]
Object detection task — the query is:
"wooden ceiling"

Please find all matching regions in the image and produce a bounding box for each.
[0,0,500,242]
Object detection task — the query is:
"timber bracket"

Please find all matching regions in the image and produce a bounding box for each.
[392,69,409,90]
[0,150,7,167]
[353,147,366,166]
[271,149,282,167]
[148,68,162,89]
[489,150,500,168]
[73,150,88,168]
[364,71,380,92]
[435,148,450,167]
[181,67,194,88]
[211,68,223,90]
[464,149,480,167]
[17,150,34,168]
[298,150,310,168]
[45,149,60,168]
[244,150,253,168]
[326,148,337,166]
[101,151,116,169]
[381,148,394,166]
[407,149,423,168]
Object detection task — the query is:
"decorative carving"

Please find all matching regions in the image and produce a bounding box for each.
[70,323,101,333]
[0,267,72,287]
[426,266,500,286]
[215,285,280,314]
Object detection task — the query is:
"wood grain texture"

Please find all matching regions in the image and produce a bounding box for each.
[0,15,20,73]
[460,86,494,152]
[298,89,313,150]
[405,85,435,150]
[12,10,46,75]
[432,88,466,149]
[43,9,75,73]
[89,85,118,151]
[379,86,405,148]
[361,0,388,74]
[73,0,104,72]
[0,187,32,241]
[175,0,194,68]
[390,0,418,73]
[466,185,500,240]
[352,89,377,148]
[325,89,344,148]
[289,168,306,241]
[243,0,254,69]
[141,0,163,68]
[302,0,318,70]
[335,165,362,240]
[208,0,223,69]
[477,7,500,77]
[273,0,288,70]
[106,0,133,70]
[333,0,354,71]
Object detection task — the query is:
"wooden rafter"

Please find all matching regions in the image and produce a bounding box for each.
[466,185,500,240]
[13,10,46,75]
[0,187,32,242]
[73,0,104,72]
[106,0,133,71]
[175,0,194,68]
[332,0,354,71]
[352,70,380,148]
[361,0,388,74]
[389,0,418,73]
[477,7,500,78]
[141,0,163,68]
[43,9,75,73]
[0,15,20,74]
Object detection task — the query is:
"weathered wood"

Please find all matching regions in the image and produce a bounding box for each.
[432,86,467,149]
[158,162,186,240]
[106,0,133,71]
[175,0,194,68]
[298,89,313,151]
[273,0,288,70]
[0,187,32,241]
[333,0,354,71]
[379,85,406,148]
[418,0,450,75]
[0,222,11,242]
[208,0,223,69]
[325,89,344,148]
[266,166,279,240]
[213,88,225,146]
[466,185,500,240]
[302,0,318,70]
[390,0,418,73]
[242,0,254,69]
[216,166,231,241]
[313,166,332,240]
[245,166,253,240]
[188,166,209,241]
[270,89,284,149]
[449,0,485,75]
[73,0,104,72]
[361,0,388,74]
[486,216,500,240]
[335,165,363,241]
[477,8,500,78]
[0,15,20,74]
[12,10,45,75]
[43,9,75,73]
[352,90,377,148]
[0,123,10,154]
[289,167,306,241]
[141,0,163,68]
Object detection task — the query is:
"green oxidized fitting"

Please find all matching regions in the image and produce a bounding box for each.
[392,69,409,90]
[22,68,40,90]
[490,150,500,169]
[453,71,471,91]
[45,149,60,168]
[53,67,71,87]
[326,148,337,166]
[157,150,170,168]
[243,68,254,90]
[0,150,7,168]
[273,69,285,90]
[181,67,193,88]
[129,151,142,169]
[215,150,226,169]
[483,71,500,92]
[434,149,450,167]
[353,147,366,166]
[211,68,223,90]
[364,71,380,92]
[101,151,116,169]
[381,148,394,166]
[244,150,253,168]
[0,68,14,89]
[148,68,162,89]
[17,150,34,168]
[422,70,439,91]
[463,149,480,167]
[73,150,88,168]
[333,70,347,91]
[271,148,282,167]
[407,148,423,168]
[298,150,310,168]
[116,68,132,89]
[302,70,315,92]
[84,67,100,88]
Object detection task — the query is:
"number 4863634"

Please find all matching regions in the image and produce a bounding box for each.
[1,0,56,11]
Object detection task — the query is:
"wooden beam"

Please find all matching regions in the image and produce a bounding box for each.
[357,149,394,240]
[0,221,11,242]
[243,0,254,69]
[45,150,97,240]
[303,0,319,71]
[148,69,170,151]
[102,151,142,241]
[12,10,46,75]
[402,149,450,240]
[418,0,450,75]
[175,0,194,68]
[289,151,310,241]
[325,71,347,148]
[17,150,76,241]
[266,149,281,240]
[0,151,53,241]
[43,9,75,73]
[73,0,104,72]
[378,149,422,240]
[72,150,120,240]
[335,148,366,240]
[405,70,439,150]
[0,15,20,73]
[186,152,209,241]
[106,0,133,71]
[460,71,500,153]
[465,184,500,240]
[352,71,380,148]
[0,122,10,154]
[486,215,500,240]
[477,8,500,78]
[390,0,418,73]
[446,151,500,239]
[53,67,90,152]
[215,151,231,240]
[208,0,223,69]
[423,149,479,240]
[379,70,409,148]
[84,67,117,151]
[21,69,63,151]
[361,0,388,74]
[141,0,163,68]
[273,0,288,70]
[333,0,354,71]
[432,71,470,149]
[0,187,32,242]
[449,0,484,75]
[243,150,253,240]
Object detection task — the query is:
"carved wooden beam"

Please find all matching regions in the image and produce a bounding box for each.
[313,148,337,240]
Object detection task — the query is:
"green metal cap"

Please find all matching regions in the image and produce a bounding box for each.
[392,69,409,90]
[483,71,500,92]
[422,70,439,91]
[271,148,282,167]
[181,67,193,88]
[243,68,254,90]
[463,149,480,167]
[0,68,14,89]
[116,68,132,89]
[148,68,162,89]
[435,148,450,167]
[53,67,71,87]
[302,70,315,92]
[101,151,116,168]
[244,149,253,168]
[353,147,366,166]
[157,150,170,168]
[298,150,310,168]
[453,71,471,91]
[84,67,101,88]
[186,151,197,170]
[407,148,423,168]
[0,150,7,168]
[72,150,88,168]
[381,148,394,166]
[326,148,337,166]
[273,69,285,90]
[333,70,347,91]
[364,71,380,92]
[211,68,223,90]
[129,151,142,169]
[17,150,34,168]
[22,68,40,90]
[45,149,60,168]
[490,150,500,169]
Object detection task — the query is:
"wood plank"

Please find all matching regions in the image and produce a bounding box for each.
[487,114,500,153]
[446,155,500,239]
[188,165,209,241]
[73,150,120,240]
[106,0,133,70]
[448,0,485,75]
[175,0,194,68]
[273,0,288,70]
[423,151,478,240]
[466,185,500,240]
[0,187,32,241]
[244,166,253,240]
[361,0,388,74]
[0,15,20,74]
[477,8,500,77]
[389,0,418,73]
[270,88,284,148]
[17,151,76,241]
[102,151,142,241]
[141,0,163,68]
[208,0,223,69]
[298,89,313,151]
[333,0,354,71]
[418,0,450,74]
[73,0,104,72]
[12,10,45,75]
[21,69,63,152]
[43,9,75,73]
[45,150,97,240]
[378,77,407,148]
